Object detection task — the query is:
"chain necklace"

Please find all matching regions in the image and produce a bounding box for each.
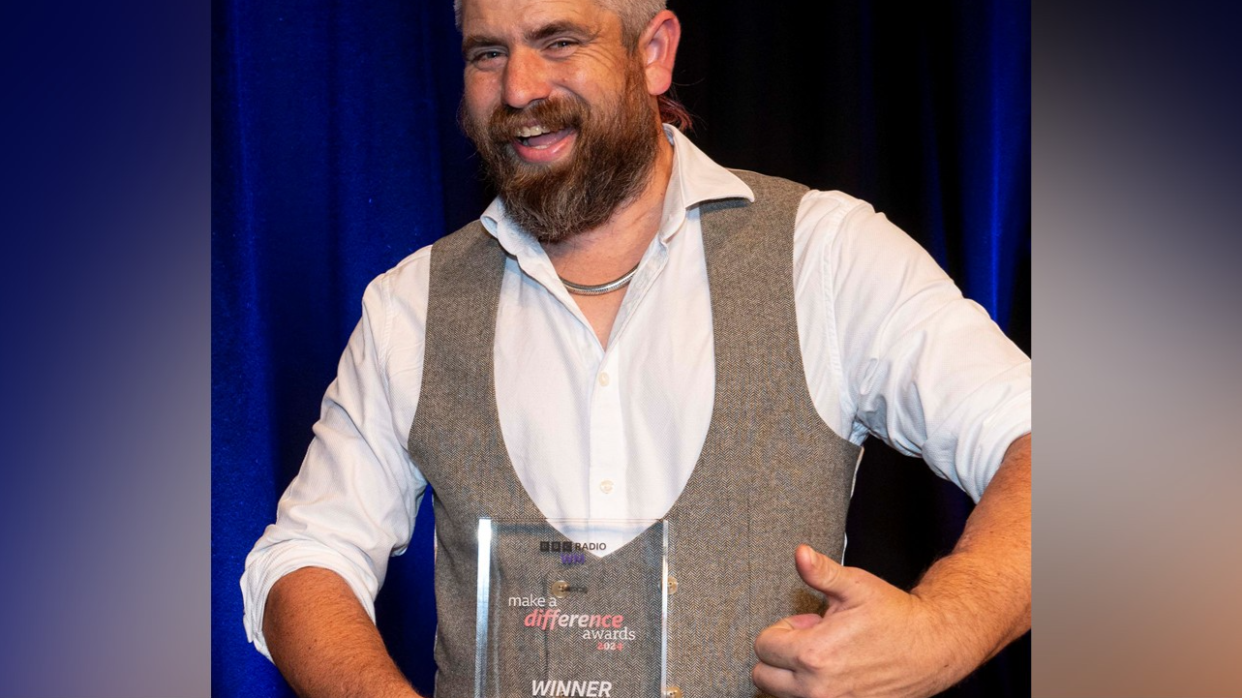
[559,262,641,296]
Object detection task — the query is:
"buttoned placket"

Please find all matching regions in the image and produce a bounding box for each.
[584,237,670,522]
[503,230,676,527]
[587,347,624,517]
[487,180,698,544]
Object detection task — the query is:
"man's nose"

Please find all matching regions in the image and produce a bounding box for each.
[502,48,552,110]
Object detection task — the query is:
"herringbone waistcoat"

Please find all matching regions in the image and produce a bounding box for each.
[409,170,861,697]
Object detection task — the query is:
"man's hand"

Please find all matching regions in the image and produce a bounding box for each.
[752,434,1031,698]
[752,545,978,698]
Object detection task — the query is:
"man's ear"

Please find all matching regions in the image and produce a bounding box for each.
[639,10,681,96]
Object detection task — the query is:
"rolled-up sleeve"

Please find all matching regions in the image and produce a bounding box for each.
[810,193,1030,501]
[240,254,430,661]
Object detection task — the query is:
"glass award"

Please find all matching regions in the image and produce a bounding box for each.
[475,518,672,698]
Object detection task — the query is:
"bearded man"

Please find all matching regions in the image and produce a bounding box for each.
[241,0,1032,696]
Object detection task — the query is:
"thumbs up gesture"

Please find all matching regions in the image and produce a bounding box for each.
[751,545,980,698]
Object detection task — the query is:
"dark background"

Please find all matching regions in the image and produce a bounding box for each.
[212,1,1029,696]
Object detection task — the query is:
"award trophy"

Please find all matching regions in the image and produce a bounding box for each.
[475,518,673,698]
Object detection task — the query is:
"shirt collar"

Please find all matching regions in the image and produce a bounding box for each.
[659,124,754,242]
[479,123,754,253]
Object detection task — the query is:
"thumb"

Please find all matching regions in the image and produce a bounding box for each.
[794,544,860,602]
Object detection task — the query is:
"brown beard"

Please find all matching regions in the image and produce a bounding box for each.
[461,59,661,244]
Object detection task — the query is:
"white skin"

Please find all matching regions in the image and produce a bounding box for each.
[464,12,1031,696]
[260,6,683,694]
[262,3,1031,697]
[460,0,682,347]
[752,433,1031,698]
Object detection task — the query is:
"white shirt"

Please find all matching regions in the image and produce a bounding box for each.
[241,126,1032,659]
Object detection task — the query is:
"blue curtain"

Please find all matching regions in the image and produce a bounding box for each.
[212,1,1030,696]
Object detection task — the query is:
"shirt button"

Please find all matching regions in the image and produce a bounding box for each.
[598,372,610,386]
[599,480,614,494]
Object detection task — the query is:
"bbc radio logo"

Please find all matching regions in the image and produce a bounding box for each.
[540,540,605,565]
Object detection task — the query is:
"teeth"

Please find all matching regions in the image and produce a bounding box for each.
[516,124,553,139]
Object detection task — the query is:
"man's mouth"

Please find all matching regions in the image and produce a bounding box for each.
[513,124,574,149]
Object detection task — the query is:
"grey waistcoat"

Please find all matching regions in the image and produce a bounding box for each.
[408,170,861,697]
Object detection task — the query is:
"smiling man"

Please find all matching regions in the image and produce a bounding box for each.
[241,1,1032,697]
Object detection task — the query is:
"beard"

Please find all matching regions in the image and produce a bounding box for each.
[461,60,661,244]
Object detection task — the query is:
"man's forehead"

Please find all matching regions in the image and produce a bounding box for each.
[461,0,611,36]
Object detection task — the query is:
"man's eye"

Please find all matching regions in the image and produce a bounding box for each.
[547,40,577,51]
[470,50,504,65]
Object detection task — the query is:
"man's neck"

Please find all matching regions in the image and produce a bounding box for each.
[541,130,675,349]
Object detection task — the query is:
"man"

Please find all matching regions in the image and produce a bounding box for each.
[242,0,1031,696]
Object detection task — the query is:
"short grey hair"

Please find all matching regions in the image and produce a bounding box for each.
[454,0,667,47]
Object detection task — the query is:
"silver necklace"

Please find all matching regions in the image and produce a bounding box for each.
[559,262,641,296]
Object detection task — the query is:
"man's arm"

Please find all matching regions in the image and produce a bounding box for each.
[910,431,1032,661]
[753,432,1031,698]
[242,264,436,694]
[264,567,423,698]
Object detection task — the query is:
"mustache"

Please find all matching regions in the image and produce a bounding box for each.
[485,97,590,143]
